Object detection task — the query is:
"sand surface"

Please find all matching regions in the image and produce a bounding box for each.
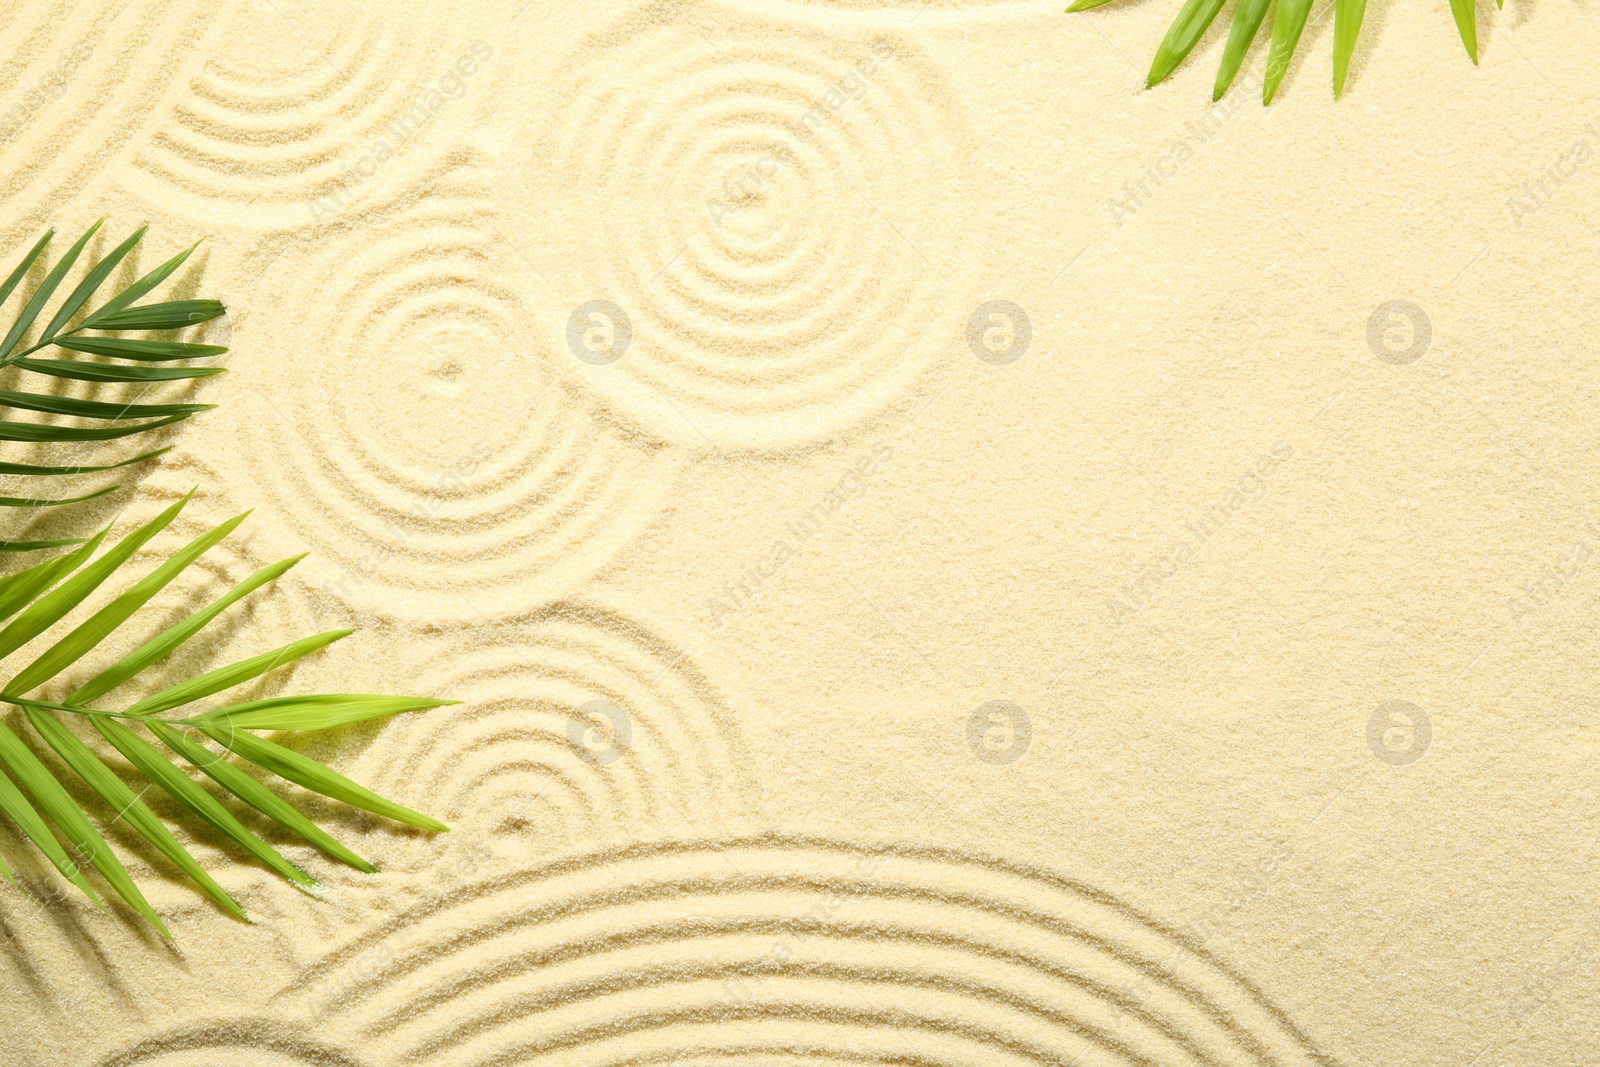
[2,0,1599,1064]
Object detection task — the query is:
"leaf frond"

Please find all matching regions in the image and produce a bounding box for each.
[0,225,446,935]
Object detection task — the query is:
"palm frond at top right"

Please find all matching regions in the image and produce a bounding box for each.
[1069,0,1501,103]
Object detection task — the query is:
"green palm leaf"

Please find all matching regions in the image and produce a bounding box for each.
[0,231,55,312]
[9,357,225,383]
[0,718,165,933]
[1262,0,1315,104]
[0,746,101,901]
[90,715,314,888]
[200,725,449,832]
[0,226,448,936]
[0,538,90,552]
[1214,0,1271,100]
[23,706,243,922]
[0,413,191,443]
[67,555,305,706]
[0,225,227,550]
[1148,0,1230,88]
[0,220,103,358]
[148,718,378,874]
[86,301,225,332]
[1333,0,1368,97]
[0,533,105,623]
[51,338,228,362]
[0,446,173,477]
[124,630,354,716]
[0,391,213,421]
[1449,0,1477,62]
[190,693,457,733]
[0,485,120,510]
[1071,0,1493,101]
[0,504,446,928]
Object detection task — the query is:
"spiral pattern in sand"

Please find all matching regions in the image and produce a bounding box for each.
[285,837,1329,1067]
[341,601,759,877]
[124,5,490,230]
[508,4,973,449]
[211,182,680,623]
[0,0,218,241]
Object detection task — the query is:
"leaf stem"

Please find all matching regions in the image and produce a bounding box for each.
[1,696,167,722]
[0,326,88,369]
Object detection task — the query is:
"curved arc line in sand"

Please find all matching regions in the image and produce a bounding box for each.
[279,835,1335,1067]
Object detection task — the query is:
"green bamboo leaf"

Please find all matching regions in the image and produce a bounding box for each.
[1148,0,1230,87]
[148,719,376,873]
[0,720,165,934]
[0,230,54,312]
[1333,0,1368,97]
[80,240,202,327]
[0,494,190,661]
[87,300,225,332]
[23,707,243,920]
[0,389,213,421]
[1214,0,1272,99]
[1066,0,1118,10]
[126,630,353,717]
[0,446,171,477]
[1263,0,1314,103]
[0,539,88,552]
[69,555,305,706]
[0,531,108,624]
[191,693,456,733]
[1449,0,1477,61]
[0,485,120,509]
[4,510,246,697]
[9,357,225,383]
[0,220,103,358]
[39,227,148,342]
[91,716,313,887]
[0,413,190,443]
[202,725,447,832]
[51,338,228,362]
[0,748,101,901]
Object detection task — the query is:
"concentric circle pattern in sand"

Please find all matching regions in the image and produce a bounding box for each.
[213,183,681,622]
[0,0,217,239]
[123,3,490,230]
[96,1018,371,1067]
[340,601,760,876]
[287,838,1326,1067]
[507,4,974,449]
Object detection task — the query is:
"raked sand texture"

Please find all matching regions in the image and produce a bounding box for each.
[1,0,1598,1064]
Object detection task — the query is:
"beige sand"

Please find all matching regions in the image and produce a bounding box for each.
[2,0,1598,1063]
